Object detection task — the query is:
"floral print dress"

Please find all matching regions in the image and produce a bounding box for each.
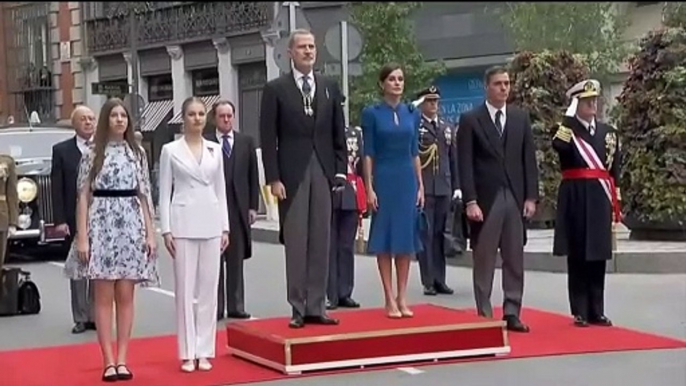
[63,141,160,287]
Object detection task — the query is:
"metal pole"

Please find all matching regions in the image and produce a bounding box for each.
[288,2,296,32]
[341,21,349,127]
[129,9,140,131]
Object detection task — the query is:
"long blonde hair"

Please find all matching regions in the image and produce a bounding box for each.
[87,98,143,185]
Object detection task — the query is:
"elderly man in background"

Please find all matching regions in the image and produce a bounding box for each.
[51,105,97,334]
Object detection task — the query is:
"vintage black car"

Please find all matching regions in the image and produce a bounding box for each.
[0,124,75,256]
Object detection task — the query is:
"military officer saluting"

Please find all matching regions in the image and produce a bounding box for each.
[0,153,19,269]
[414,85,460,296]
[552,79,622,328]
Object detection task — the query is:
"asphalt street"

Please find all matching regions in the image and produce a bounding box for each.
[1,235,685,386]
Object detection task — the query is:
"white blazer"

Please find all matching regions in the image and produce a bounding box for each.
[158,138,230,239]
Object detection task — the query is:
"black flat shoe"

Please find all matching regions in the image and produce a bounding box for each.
[116,364,133,381]
[102,365,118,382]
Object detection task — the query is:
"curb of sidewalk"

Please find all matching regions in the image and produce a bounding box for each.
[251,227,686,275]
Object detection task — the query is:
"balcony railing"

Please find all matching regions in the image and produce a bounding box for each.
[85,2,273,55]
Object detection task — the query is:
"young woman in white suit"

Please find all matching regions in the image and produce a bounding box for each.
[158,96,230,372]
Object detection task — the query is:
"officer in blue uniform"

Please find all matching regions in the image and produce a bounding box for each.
[415,86,460,296]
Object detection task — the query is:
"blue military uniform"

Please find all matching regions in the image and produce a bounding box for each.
[415,86,460,296]
[327,97,363,310]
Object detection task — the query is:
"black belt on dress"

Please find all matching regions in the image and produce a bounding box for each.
[92,189,137,197]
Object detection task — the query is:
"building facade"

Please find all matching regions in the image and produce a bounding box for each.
[80,2,275,163]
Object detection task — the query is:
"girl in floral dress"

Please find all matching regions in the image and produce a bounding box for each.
[64,98,159,382]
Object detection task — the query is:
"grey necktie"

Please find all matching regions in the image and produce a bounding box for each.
[301,75,312,96]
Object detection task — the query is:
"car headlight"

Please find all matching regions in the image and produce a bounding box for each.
[17,214,32,230]
[17,177,38,203]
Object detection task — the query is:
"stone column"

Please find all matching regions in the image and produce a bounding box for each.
[122,52,146,101]
[79,57,106,118]
[212,37,240,127]
[166,45,192,118]
[261,29,281,82]
[258,29,282,222]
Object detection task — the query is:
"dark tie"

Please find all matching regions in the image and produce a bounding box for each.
[222,134,232,157]
[495,110,503,136]
[301,75,311,96]
[589,124,595,136]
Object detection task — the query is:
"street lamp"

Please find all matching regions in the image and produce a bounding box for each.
[107,2,154,131]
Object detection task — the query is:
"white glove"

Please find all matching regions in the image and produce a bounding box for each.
[452,189,462,200]
[8,226,16,236]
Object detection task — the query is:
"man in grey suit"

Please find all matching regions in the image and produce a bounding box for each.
[259,29,347,328]
[51,105,97,334]
[457,66,539,333]
[205,100,259,320]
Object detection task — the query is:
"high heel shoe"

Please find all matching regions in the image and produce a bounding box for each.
[181,360,196,373]
[198,358,213,371]
[397,300,414,317]
[385,303,402,319]
[101,365,118,383]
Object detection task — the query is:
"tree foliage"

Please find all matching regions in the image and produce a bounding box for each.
[663,2,686,29]
[612,27,686,226]
[347,2,445,126]
[498,2,630,83]
[508,51,590,217]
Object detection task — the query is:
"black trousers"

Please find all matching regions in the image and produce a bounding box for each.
[567,257,607,319]
[327,209,358,303]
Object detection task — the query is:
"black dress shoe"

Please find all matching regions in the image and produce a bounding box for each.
[289,315,304,329]
[227,311,251,319]
[102,365,118,382]
[116,364,133,381]
[503,315,530,333]
[589,315,613,326]
[85,322,97,330]
[573,315,589,327]
[72,322,87,334]
[305,315,339,325]
[326,300,338,310]
[434,283,454,295]
[338,298,360,308]
[423,286,437,296]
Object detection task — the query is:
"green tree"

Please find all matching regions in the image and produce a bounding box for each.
[498,2,630,83]
[347,2,445,126]
[663,1,686,28]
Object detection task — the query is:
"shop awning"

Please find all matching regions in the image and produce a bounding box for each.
[139,99,174,132]
[167,95,222,125]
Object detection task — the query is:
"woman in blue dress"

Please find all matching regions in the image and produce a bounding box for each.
[362,63,425,318]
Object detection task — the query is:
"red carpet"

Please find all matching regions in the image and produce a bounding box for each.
[1,305,684,386]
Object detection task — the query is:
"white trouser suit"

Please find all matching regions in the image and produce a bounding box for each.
[158,138,230,360]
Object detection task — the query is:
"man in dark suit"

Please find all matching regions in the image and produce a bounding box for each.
[205,100,259,320]
[415,86,460,296]
[326,122,364,310]
[259,28,347,328]
[51,105,96,334]
[457,66,539,332]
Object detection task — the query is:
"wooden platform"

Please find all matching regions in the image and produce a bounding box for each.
[226,304,510,375]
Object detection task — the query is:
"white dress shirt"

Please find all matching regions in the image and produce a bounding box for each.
[76,135,91,154]
[576,115,596,136]
[292,66,316,97]
[216,129,234,150]
[485,101,507,131]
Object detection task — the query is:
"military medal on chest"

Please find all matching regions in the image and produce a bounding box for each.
[444,122,452,146]
[605,131,617,168]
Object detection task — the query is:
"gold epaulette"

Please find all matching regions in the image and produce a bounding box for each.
[553,124,572,143]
